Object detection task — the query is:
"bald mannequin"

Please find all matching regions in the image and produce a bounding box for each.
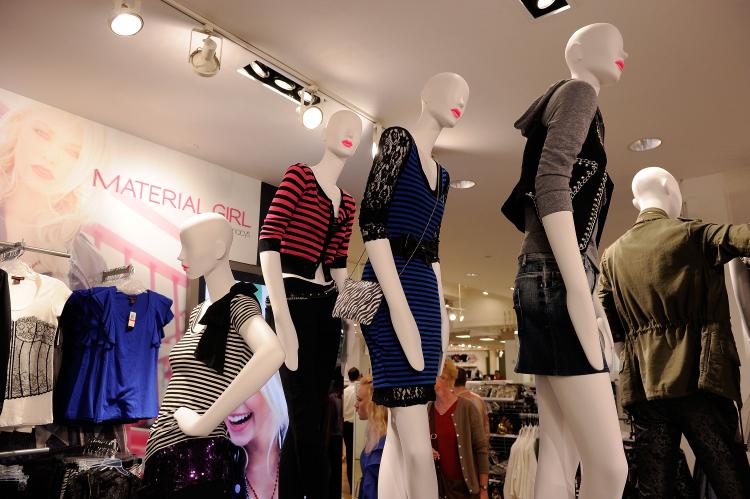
[365,72,470,499]
[173,213,284,436]
[632,167,683,217]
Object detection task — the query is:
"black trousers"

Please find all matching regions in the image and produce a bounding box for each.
[343,421,354,493]
[627,391,750,499]
[267,279,341,499]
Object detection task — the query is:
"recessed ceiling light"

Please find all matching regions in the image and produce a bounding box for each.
[520,0,570,18]
[479,337,494,342]
[628,137,662,152]
[456,334,471,339]
[466,272,478,277]
[274,79,294,91]
[109,1,143,36]
[250,61,269,78]
[450,180,476,189]
[482,291,489,296]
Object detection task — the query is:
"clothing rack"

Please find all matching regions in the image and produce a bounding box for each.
[100,264,134,283]
[0,240,71,259]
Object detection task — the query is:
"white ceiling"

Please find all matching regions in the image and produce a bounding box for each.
[1,0,749,298]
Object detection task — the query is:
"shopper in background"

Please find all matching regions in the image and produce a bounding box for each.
[343,367,362,493]
[454,368,490,435]
[429,359,489,499]
[355,376,387,499]
[224,373,288,499]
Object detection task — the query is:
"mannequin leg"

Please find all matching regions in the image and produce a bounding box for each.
[378,409,407,499]
[535,375,581,499]
[545,373,628,499]
[378,405,437,499]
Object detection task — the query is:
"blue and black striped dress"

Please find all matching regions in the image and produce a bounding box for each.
[359,127,449,407]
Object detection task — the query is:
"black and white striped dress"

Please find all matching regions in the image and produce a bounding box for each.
[144,294,260,461]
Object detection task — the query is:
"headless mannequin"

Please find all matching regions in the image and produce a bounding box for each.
[365,72,469,499]
[260,110,362,371]
[534,24,628,499]
[172,213,285,436]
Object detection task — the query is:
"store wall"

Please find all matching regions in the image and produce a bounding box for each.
[0,86,263,380]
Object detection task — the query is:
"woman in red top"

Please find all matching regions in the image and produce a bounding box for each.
[429,359,490,499]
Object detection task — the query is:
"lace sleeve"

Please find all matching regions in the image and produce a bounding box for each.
[431,168,450,263]
[359,127,411,242]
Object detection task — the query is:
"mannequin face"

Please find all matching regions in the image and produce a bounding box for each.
[566,23,628,88]
[631,167,683,217]
[177,213,233,279]
[323,110,363,159]
[421,72,470,128]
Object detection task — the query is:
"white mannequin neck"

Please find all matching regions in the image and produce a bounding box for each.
[310,149,346,191]
[569,70,601,96]
[203,259,235,303]
[411,111,443,159]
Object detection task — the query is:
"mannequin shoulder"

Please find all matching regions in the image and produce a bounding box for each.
[549,80,598,112]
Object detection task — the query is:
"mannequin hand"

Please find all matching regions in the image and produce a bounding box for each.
[274,313,299,371]
[174,407,208,436]
[432,448,440,461]
[389,304,424,371]
[566,289,604,371]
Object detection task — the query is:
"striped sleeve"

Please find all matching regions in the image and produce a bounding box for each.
[229,294,262,339]
[259,164,310,252]
[331,194,356,268]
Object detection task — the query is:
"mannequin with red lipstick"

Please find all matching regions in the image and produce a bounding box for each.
[501,23,628,498]
[259,109,362,499]
[358,72,469,499]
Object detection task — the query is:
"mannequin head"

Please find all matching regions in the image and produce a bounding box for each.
[565,23,628,89]
[178,213,233,280]
[632,167,682,218]
[322,110,363,159]
[420,72,470,129]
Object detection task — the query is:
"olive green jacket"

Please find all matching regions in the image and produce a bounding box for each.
[599,209,750,407]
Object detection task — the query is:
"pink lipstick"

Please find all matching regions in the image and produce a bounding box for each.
[341,139,353,148]
[31,164,55,180]
[451,108,462,119]
[615,59,625,71]
[181,264,189,272]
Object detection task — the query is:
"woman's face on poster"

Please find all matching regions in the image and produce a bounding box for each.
[225,390,274,448]
[14,109,85,197]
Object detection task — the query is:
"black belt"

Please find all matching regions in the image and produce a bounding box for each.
[389,234,438,264]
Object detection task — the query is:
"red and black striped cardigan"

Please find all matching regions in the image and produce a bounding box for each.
[258,164,356,280]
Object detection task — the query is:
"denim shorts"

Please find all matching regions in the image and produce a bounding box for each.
[513,252,608,376]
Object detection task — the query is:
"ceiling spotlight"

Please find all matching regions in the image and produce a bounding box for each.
[250,61,269,78]
[450,180,476,189]
[189,27,222,77]
[109,0,143,36]
[456,334,471,339]
[466,272,478,277]
[302,106,323,129]
[482,291,489,296]
[459,314,465,322]
[628,137,662,152]
[499,350,505,358]
[449,313,457,322]
[519,0,570,18]
[275,79,294,91]
[479,337,494,342]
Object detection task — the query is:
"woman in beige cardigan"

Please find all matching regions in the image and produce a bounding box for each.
[429,359,490,499]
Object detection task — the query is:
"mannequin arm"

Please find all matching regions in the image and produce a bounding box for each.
[259,251,298,370]
[728,258,750,341]
[432,262,449,377]
[174,316,285,436]
[365,239,424,371]
[331,267,355,375]
[542,211,603,370]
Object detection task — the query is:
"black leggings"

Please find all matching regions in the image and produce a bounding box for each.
[267,278,341,499]
[627,392,750,499]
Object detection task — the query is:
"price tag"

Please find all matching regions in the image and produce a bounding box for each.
[128,311,137,329]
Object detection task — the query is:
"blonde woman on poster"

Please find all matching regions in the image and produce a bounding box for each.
[224,373,288,499]
[0,104,106,288]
